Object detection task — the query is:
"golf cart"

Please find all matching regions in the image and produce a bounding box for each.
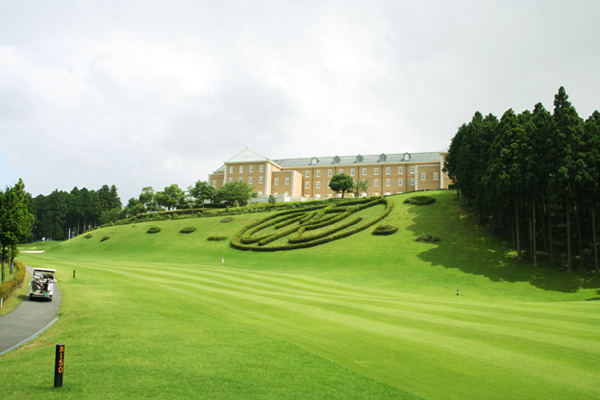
[30,268,57,301]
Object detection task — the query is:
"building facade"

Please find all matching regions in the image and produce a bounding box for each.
[209,148,450,201]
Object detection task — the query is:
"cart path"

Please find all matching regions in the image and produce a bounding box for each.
[0,266,61,355]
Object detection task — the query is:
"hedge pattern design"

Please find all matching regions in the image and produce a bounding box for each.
[231,197,394,251]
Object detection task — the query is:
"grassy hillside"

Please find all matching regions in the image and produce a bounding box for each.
[4,191,600,400]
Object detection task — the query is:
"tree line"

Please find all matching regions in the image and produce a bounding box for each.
[444,87,600,273]
[27,181,257,241]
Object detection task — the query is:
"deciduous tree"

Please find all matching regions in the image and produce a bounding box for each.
[329,173,354,198]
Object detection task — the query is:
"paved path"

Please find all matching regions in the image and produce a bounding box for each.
[0,266,61,355]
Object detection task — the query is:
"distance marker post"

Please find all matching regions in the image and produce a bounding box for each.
[54,344,65,387]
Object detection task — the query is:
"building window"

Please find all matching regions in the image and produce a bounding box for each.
[259,176,263,184]
[328,170,332,177]
[398,167,403,174]
[249,177,253,184]
[249,165,254,172]
[259,165,264,173]
[212,180,217,187]
[421,173,426,181]
[374,167,379,176]
[434,172,439,180]
[339,169,343,174]
[285,177,290,185]
[410,166,415,174]
[239,166,243,173]
[317,170,321,177]
[362,168,367,176]
[351,169,355,176]
[386,179,390,187]
[305,182,309,189]
[398,179,403,186]
[316,182,321,189]
[374,179,379,187]
[410,178,415,186]
[386,167,390,175]
[306,171,310,177]
[229,166,233,173]
[238,177,243,182]
[275,178,279,185]
[228,178,232,183]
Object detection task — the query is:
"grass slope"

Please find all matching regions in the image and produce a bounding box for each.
[3,191,600,400]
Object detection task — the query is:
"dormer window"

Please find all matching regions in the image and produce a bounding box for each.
[356,155,364,163]
[333,156,340,164]
[310,157,319,165]
[379,153,387,162]
[403,152,411,161]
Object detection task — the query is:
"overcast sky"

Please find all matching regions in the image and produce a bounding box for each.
[1,0,599,202]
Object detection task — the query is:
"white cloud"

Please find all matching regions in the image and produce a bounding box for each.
[1,0,600,201]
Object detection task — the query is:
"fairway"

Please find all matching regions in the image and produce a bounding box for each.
[3,191,600,400]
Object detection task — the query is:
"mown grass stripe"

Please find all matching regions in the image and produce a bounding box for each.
[87,264,600,366]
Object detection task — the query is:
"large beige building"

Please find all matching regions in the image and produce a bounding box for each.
[209,148,450,201]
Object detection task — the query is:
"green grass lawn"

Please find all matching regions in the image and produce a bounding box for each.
[3,191,600,399]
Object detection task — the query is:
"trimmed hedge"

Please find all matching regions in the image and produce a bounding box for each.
[84,233,93,239]
[220,217,235,223]
[404,195,436,206]
[147,227,161,234]
[0,260,27,301]
[104,197,354,227]
[179,227,197,234]
[101,236,110,242]
[372,224,399,235]
[288,217,362,244]
[207,235,228,241]
[416,233,441,243]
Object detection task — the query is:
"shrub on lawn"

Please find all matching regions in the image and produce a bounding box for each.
[100,236,110,242]
[220,217,235,223]
[147,227,161,234]
[207,235,228,241]
[179,226,197,234]
[404,196,436,206]
[372,224,398,235]
[84,233,92,239]
[416,233,441,243]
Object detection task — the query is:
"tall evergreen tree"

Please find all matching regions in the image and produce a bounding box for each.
[485,109,529,260]
[552,87,585,272]
[583,111,600,273]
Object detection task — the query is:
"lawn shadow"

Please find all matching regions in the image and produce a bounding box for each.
[405,200,600,295]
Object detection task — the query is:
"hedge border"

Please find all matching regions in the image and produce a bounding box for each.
[0,260,26,301]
